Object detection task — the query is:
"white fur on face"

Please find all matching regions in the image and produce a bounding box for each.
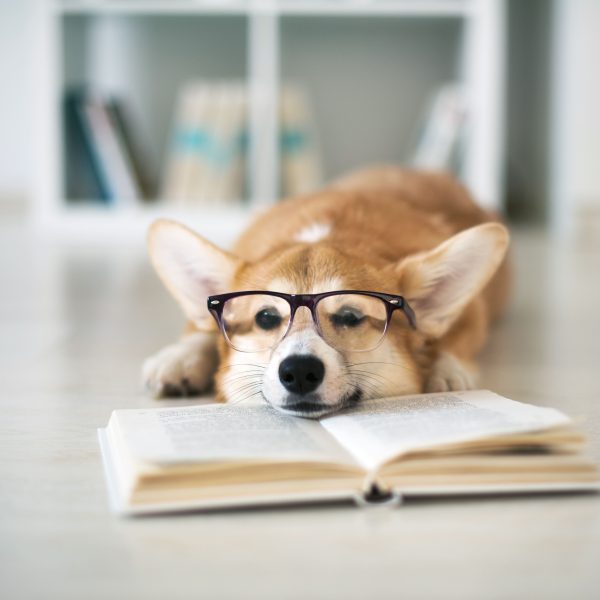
[293,222,331,244]
[262,326,352,417]
[219,276,421,417]
[219,345,272,405]
[344,336,421,399]
[268,277,343,295]
[221,321,421,417]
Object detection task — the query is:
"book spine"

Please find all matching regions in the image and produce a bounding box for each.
[107,99,150,200]
[353,485,403,508]
[64,91,110,202]
[81,94,142,206]
[73,94,113,202]
[280,84,322,197]
[410,84,467,173]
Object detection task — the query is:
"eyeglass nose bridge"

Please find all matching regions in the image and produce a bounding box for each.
[283,295,321,335]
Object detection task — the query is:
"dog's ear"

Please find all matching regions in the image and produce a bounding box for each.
[396,223,509,338]
[148,219,243,328]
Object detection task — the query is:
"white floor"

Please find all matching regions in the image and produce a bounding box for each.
[1,219,599,599]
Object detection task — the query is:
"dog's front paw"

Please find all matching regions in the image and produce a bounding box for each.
[425,352,476,393]
[142,333,218,397]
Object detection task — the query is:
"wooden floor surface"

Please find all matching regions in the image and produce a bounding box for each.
[1,220,599,599]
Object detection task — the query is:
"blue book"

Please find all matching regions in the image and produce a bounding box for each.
[63,90,111,203]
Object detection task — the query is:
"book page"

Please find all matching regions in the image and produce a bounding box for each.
[111,404,355,467]
[320,390,572,472]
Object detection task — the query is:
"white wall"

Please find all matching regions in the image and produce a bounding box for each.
[570,0,600,208]
[548,0,600,234]
[505,0,551,222]
[0,0,36,203]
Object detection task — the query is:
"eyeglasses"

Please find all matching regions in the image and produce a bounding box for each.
[207,290,416,353]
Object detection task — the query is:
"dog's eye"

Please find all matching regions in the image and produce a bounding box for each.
[255,308,283,331]
[330,308,365,328]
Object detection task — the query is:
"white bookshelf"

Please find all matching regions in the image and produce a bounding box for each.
[33,0,505,241]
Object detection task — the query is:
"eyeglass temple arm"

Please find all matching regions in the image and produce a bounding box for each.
[397,297,417,330]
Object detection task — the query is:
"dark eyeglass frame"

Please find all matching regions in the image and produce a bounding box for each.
[207,290,417,352]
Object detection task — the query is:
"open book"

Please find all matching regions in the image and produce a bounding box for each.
[98,390,600,515]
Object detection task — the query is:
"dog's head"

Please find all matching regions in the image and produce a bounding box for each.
[148,219,508,417]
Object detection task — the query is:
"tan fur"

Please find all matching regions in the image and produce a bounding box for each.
[145,166,510,410]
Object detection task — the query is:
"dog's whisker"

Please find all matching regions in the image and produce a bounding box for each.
[216,364,267,375]
[346,360,420,376]
[347,369,395,387]
[347,367,390,379]
[346,375,383,391]
[226,383,264,398]
[349,380,385,396]
[346,360,414,369]
[221,372,265,383]
[346,370,384,391]
[216,362,267,369]
[346,367,389,380]
[225,392,257,404]
[227,388,265,406]
[357,383,383,399]
[224,384,263,398]
[221,379,264,391]
[347,380,380,400]
[219,365,266,371]
[325,371,382,400]
[228,382,261,395]
[217,368,265,380]
[222,373,260,385]
[348,373,385,384]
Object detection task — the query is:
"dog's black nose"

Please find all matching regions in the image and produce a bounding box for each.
[278,355,325,395]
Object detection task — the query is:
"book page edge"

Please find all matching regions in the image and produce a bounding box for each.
[97,428,600,517]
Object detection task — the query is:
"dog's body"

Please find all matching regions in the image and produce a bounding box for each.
[144,166,510,417]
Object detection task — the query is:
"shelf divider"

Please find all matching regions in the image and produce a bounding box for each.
[248,2,280,206]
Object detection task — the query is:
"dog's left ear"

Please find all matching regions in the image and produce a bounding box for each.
[396,223,509,338]
[148,219,243,328]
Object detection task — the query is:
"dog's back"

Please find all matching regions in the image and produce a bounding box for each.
[144,165,510,407]
[235,166,510,321]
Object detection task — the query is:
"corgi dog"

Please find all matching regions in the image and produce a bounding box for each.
[143,167,510,418]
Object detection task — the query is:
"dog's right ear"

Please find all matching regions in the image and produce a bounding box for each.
[395,222,509,338]
[148,219,243,328]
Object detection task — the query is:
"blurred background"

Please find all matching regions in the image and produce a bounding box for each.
[1,0,599,243]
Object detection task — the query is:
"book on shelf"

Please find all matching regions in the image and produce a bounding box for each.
[280,83,322,197]
[64,91,110,202]
[64,89,146,205]
[410,83,467,174]
[162,82,243,207]
[105,98,153,200]
[98,390,600,516]
[162,80,322,205]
